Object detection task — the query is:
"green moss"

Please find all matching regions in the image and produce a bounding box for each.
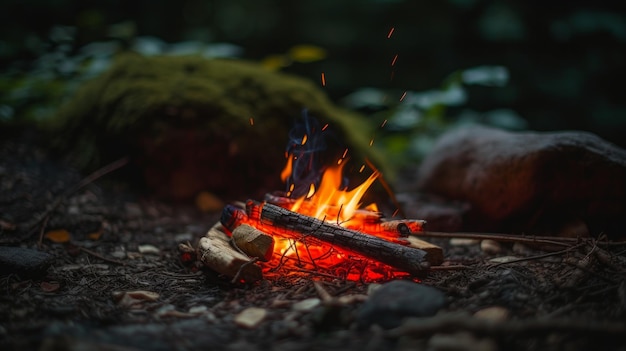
[50,53,391,199]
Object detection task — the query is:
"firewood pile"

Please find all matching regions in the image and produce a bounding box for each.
[188,195,443,284]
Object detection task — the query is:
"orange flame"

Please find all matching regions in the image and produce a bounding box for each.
[253,138,419,282]
[285,160,379,225]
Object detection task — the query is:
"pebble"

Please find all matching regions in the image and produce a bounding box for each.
[138,245,160,255]
[450,238,480,246]
[480,240,501,255]
[292,298,320,312]
[0,246,55,277]
[234,307,267,329]
[488,256,519,264]
[357,280,447,329]
[174,232,194,243]
[473,306,510,322]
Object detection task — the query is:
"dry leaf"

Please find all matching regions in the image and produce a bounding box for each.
[112,290,160,308]
[40,281,60,292]
[45,229,71,243]
[88,229,103,241]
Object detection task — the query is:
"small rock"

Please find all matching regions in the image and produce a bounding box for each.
[489,256,520,264]
[234,307,267,328]
[473,306,510,322]
[138,244,160,255]
[174,232,194,243]
[480,240,501,255]
[367,283,383,295]
[292,298,321,312]
[450,238,480,246]
[0,246,55,277]
[357,280,447,329]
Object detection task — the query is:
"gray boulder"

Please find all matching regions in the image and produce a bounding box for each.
[415,126,626,237]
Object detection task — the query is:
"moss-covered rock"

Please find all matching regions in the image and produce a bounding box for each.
[51,53,385,201]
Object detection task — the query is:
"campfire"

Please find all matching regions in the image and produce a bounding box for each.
[188,112,442,283]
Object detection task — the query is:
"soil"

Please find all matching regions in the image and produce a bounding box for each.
[1,130,625,351]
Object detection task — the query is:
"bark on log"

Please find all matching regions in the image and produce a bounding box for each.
[197,223,262,283]
[249,202,431,276]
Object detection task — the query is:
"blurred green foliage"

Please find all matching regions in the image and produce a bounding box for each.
[1,0,625,154]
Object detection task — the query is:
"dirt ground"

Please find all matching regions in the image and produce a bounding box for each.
[1,132,625,351]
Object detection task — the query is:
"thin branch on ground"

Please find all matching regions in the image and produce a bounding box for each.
[30,157,130,235]
[79,246,127,266]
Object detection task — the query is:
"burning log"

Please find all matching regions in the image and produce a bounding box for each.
[197,222,263,283]
[222,201,431,276]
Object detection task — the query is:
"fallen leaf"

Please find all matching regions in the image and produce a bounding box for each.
[234,307,267,328]
[112,290,160,308]
[45,229,71,243]
[88,229,103,241]
[40,281,61,292]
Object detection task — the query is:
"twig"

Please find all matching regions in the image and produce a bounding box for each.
[37,215,50,249]
[429,265,470,271]
[291,267,344,280]
[79,247,126,266]
[313,280,333,303]
[490,243,585,267]
[30,157,130,235]
[386,313,626,338]
[231,257,259,284]
[417,231,626,248]
[417,231,577,248]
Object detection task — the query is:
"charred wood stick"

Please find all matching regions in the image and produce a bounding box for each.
[243,201,430,276]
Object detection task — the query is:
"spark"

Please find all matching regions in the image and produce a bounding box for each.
[369,138,374,147]
[301,134,308,145]
[387,27,395,39]
[321,72,326,86]
[359,164,365,173]
[342,148,349,158]
[400,91,407,102]
[322,123,329,131]
[391,54,398,66]
[380,119,388,128]
[249,117,254,126]
[392,208,400,217]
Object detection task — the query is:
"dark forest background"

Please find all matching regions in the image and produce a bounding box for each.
[1,0,625,148]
